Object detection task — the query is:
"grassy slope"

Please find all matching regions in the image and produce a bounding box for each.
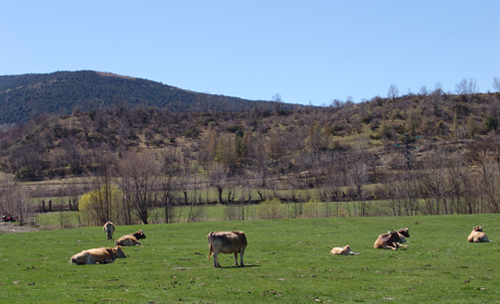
[1,214,499,303]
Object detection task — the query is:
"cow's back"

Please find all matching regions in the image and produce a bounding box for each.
[86,247,113,264]
[209,231,246,253]
[468,231,490,243]
[374,231,401,249]
[374,232,390,248]
[115,235,139,246]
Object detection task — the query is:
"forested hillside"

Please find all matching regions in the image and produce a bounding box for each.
[1,83,500,225]
[0,70,298,125]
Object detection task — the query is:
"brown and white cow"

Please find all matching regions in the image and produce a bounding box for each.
[330,245,360,255]
[467,226,491,243]
[396,227,410,245]
[71,246,126,265]
[103,221,115,240]
[374,230,407,250]
[115,230,147,246]
[207,231,247,267]
[397,227,410,239]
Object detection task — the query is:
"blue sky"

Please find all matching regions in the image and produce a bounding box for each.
[1,1,499,106]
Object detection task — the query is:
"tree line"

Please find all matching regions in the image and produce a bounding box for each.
[1,86,500,225]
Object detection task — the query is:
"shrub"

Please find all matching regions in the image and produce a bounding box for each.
[303,199,323,218]
[256,198,284,219]
[79,183,124,226]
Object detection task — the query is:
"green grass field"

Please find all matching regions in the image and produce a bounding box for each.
[1,214,499,303]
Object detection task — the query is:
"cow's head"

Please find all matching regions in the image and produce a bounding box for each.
[344,245,352,253]
[112,246,126,259]
[134,230,147,239]
[473,226,483,232]
[398,228,410,238]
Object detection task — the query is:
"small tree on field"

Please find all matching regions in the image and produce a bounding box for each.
[79,183,124,226]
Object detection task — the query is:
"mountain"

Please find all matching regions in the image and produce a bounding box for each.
[0,70,300,124]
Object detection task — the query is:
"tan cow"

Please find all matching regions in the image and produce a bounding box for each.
[330,245,360,255]
[103,221,115,240]
[207,231,247,267]
[468,226,491,243]
[374,230,407,250]
[71,246,126,265]
[115,230,147,246]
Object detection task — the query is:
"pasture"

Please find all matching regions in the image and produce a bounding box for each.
[1,214,499,303]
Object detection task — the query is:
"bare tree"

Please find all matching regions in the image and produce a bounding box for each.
[272,93,284,113]
[455,78,479,96]
[493,76,500,93]
[207,162,229,205]
[467,135,500,213]
[91,150,117,225]
[160,148,181,223]
[0,175,31,225]
[347,148,370,216]
[249,131,270,188]
[419,150,449,214]
[117,150,163,224]
[387,84,399,100]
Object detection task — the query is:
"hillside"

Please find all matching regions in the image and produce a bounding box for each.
[1,85,500,223]
[0,70,301,125]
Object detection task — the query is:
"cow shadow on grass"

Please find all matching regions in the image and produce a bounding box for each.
[216,264,261,269]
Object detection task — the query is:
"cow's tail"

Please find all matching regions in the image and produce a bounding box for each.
[207,231,214,259]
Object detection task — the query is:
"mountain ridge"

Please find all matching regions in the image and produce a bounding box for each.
[0,70,300,125]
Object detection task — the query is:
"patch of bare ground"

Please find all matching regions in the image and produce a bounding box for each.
[0,222,39,234]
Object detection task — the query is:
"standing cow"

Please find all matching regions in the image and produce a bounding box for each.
[468,226,491,243]
[103,221,115,240]
[207,231,247,267]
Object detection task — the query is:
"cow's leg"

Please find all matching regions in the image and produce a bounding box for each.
[234,252,238,266]
[240,248,245,267]
[213,251,220,267]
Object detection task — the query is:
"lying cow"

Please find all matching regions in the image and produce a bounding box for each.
[330,245,360,255]
[207,231,247,267]
[71,246,126,265]
[396,227,410,245]
[468,226,491,243]
[115,230,147,246]
[397,227,410,238]
[103,221,115,240]
[374,230,408,250]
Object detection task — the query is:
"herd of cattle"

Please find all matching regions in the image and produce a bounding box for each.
[70,222,492,266]
[330,225,492,256]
